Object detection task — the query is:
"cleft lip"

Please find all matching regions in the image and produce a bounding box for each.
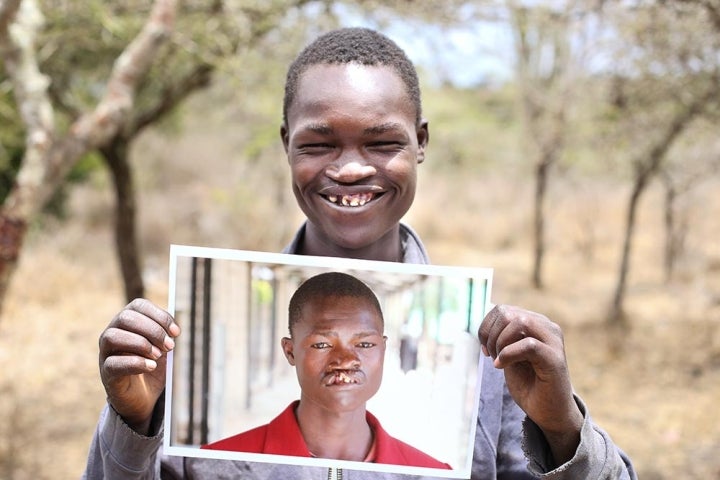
[324,370,362,386]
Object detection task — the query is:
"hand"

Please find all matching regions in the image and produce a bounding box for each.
[98,299,180,435]
[479,304,583,466]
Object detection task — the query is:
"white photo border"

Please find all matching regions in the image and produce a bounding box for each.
[163,244,493,479]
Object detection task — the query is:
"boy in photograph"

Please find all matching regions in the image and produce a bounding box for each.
[203,271,451,470]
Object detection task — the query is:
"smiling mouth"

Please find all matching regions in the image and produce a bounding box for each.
[323,192,379,207]
[325,371,360,386]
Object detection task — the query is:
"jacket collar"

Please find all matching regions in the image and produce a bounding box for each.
[282,222,430,265]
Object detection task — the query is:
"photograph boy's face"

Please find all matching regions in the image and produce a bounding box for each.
[282,63,427,251]
[283,294,386,413]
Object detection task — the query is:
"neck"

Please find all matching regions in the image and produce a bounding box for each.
[295,401,373,461]
[300,223,403,262]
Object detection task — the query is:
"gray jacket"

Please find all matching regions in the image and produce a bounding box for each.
[82,223,637,479]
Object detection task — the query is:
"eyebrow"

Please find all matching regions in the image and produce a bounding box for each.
[302,123,333,135]
[309,329,383,338]
[362,122,404,136]
[298,122,405,137]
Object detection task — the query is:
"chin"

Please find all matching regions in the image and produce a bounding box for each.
[330,223,398,250]
[333,235,382,251]
[326,398,370,414]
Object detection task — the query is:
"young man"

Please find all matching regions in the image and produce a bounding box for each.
[84,28,637,479]
[203,272,451,470]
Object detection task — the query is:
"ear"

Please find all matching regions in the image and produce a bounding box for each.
[280,123,290,155]
[416,119,429,164]
[281,337,296,366]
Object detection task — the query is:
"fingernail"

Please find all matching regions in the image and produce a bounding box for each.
[145,359,157,370]
[164,335,175,351]
[151,346,162,359]
[482,345,489,357]
[169,323,180,337]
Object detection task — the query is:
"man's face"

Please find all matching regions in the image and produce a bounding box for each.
[282,294,386,414]
[282,63,428,252]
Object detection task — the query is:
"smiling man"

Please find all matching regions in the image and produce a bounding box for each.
[281,61,425,262]
[203,272,451,469]
[84,27,637,480]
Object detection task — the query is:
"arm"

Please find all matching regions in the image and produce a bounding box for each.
[523,396,637,479]
[99,299,179,434]
[82,402,164,479]
[82,299,180,479]
[479,305,637,479]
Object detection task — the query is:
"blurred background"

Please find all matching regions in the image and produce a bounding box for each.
[0,0,719,478]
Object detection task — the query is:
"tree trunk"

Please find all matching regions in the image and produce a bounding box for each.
[608,174,648,326]
[0,215,27,313]
[102,138,145,302]
[663,181,677,283]
[532,156,551,289]
[0,0,176,319]
[607,86,713,327]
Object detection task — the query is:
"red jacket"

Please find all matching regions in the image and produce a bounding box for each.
[203,401,451,470]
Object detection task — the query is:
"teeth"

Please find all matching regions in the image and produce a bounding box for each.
[326,193,373,207]
[327,372,356,385]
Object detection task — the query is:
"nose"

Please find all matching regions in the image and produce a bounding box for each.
[330,345,361,370]
[325,150,377,183]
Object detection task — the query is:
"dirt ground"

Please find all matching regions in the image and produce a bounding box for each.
[0,169,718,479]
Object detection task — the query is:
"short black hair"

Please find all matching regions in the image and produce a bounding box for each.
[288,271,383,335]
[283,27,422,125]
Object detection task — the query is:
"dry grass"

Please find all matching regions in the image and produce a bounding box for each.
[0,227,119,479]
[0,136,718,479]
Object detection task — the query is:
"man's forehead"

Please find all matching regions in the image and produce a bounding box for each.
[298,295,382,323]
[300,62,399,83]
[293,63,411,106]
[301,294,379,312]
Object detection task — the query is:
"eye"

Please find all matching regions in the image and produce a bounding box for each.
[311,342,331,349]
[368,141,404,153]
[356,342,376,348]
[298,143,334,155]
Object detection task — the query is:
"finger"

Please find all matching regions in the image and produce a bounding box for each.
[495,335,565,374]
[108,308,176,353]
[479,304,504,358]
[102,353,160,381]
[482,305,563,359]
[492,309,554,351]
[480,304,516,359]
[99,327,164,362]
[478,305,499,344]
[125,299,180,337]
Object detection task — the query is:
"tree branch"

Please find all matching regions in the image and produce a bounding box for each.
[131,62,213,135]
[0,0,21,42]
[1,0,177,219]
[1,0,55,218]
[67,0,176,148]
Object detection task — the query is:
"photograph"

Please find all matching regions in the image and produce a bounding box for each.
[163,245,493,478]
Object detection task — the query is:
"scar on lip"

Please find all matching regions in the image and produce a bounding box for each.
[327,371,357,385]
